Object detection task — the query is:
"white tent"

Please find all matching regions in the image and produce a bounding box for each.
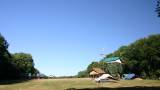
[95,74,113,82]
[111,59,121,63]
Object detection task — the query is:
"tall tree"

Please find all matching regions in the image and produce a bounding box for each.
[12,53,36,77]
[77,70,88,78]
[103,34,160,79]
[0,33,39,79]
[0,34,20,79]
[156,0,160,17]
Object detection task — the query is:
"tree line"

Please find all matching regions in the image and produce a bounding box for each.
[156,0,160,17]
[0,33,39,80]
[77,34,160,79]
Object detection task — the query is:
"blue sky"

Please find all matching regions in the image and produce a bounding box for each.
[0,0,160,76]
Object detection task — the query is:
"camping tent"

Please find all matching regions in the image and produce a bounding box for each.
[95,74,113,82]
[101,57,122,63]
[123,74,135,80]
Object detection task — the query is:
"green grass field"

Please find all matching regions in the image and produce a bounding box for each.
[0,78,160,90]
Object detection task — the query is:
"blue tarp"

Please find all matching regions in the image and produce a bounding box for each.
[123,74,135,80]
[101,57,120,63]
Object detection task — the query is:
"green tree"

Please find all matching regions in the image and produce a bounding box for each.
[87,61,108,73]
[0,34,9,57]
[12,53,36,77]
[156,0,160,17]
[103,34,160,79]
[0,34,20,79]
[78,34,160,79]
[77,70,88,78]
[0,33,39,79]
[87,62,100,73]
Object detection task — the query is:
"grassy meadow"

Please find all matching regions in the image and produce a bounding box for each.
[0,78,160,90]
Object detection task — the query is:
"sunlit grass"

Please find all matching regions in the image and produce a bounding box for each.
[0,78,160,90]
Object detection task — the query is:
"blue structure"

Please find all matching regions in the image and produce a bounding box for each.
[123,74,135,80]
[101,57,121,63]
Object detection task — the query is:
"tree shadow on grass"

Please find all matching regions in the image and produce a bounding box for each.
[0,79,31,85]
[66,86,160,90]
